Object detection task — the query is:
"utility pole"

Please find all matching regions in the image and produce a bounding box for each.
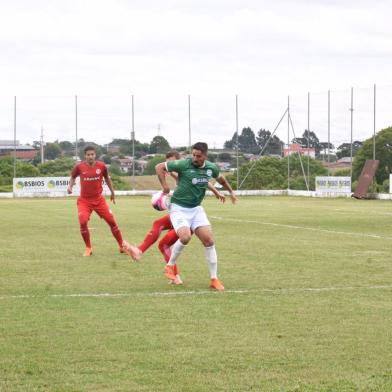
[40,127,45,164]
[13,96,16,179]
[131,94,135,190]
[188,94,191,152]
[75,95,78,160]
[235,94,239,190]
[349,87,354,181]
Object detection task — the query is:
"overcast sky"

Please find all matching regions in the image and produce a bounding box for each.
[0,0,391,148]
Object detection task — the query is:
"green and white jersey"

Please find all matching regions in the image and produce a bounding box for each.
[166,158,220,208]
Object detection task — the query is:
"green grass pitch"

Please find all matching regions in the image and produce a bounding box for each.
[1,196,392,391]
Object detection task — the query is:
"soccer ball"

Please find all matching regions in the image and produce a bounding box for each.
[151,191,169,211]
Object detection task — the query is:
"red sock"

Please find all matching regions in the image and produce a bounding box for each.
[158,229,179,262]
[138,215,172,253]
[110,224,123,247]
[159,229,179,275]
[80,224,91,248]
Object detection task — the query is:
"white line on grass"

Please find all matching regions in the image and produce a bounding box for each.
[210,216,392,240]
[1,285,392,300]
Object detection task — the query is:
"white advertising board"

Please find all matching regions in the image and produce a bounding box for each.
[390,174,392,194]
[13,177,110,197]
[315,176,351,193]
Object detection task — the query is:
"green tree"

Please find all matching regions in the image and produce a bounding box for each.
[218,152,233,163]
[118,141,132,155]
[227,155,327,190]
[319,142,334,151]
[336,141,362,159]
[207,153,216,162]
[38,158,75,176]
[109,175,130,190]
[32,153,43,166]
[77,140,103,160]
[224,132,237,150]
[291,136,307,146]
[224,127,259,154]
[353,126,392,184]
[144,155,166,175]
[292,130,323,156]
[135,142,150,158]
[59,141,74,153]
[257,129,284,155]
[109,162,123,176]
[239,127,259,154]
[44,143,62,160]
[32,140,41,150]
[286,155,327,189]
[101,155,112,164]
[112,139,150,158]
[0,157,40,185]
[149,136,171,154]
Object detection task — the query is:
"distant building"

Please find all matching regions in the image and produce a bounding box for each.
[217,162,231,171]
[337,157,353,165]
[107,144,121,154]
[116,157,133,173]
[323,157,352,171]
[0,140,38,160]
[136,159,148,174]
[283,143,316,158]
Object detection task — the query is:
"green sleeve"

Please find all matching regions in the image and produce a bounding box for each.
[166,159,187,173]
[212,164,220,178]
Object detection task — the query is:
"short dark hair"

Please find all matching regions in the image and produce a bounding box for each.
[192,142,208,154]
[166,150,181,159]
[84,145,96,154]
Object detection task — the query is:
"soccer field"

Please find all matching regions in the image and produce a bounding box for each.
[1,196,392,391]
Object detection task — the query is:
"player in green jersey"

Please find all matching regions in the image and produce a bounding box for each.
[155,142,237,291]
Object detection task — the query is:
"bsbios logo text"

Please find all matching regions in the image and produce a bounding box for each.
[18,180,45,188]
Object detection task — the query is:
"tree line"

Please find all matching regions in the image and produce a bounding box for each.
[227,126,392,192]
[224,127,363,159]
[2,125,390,193]
[34,135,174,163]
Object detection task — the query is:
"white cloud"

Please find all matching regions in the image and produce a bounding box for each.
[0,0,391,147]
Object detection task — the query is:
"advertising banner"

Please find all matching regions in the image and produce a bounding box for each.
[390,173,392,194]
[13,177,110,197]
[315,176,351,193]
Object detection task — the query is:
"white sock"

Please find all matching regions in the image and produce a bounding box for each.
[167,240,186,266]
[205,245,218,279]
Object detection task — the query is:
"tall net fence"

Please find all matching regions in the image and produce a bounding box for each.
[1,85,391,190]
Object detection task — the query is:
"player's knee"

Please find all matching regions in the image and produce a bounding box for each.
[79,216,88,226]
[179,232,192,244]
[105,217,117,227]
[158,240,165,252]
[203,238,215,247]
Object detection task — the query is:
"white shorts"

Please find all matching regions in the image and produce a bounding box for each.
[169,203,211,233]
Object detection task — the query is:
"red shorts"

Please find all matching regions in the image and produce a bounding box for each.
[77,196,114,223]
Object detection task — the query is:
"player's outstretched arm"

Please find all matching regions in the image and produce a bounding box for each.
[67,176,76,194]
[216,175,237,204]
[155,162,170,194]
[208,182,225,203]
[105,175,116,204]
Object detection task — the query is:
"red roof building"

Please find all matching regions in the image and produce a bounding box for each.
[0,141,38,160]
[283,143,316,158]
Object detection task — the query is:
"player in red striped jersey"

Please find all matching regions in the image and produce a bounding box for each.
[67,145,139,258]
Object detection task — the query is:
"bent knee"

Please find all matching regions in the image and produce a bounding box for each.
[203,238,215,247]
[79,215,89,226]
[104,216,117,227]
[179,233,192,244]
